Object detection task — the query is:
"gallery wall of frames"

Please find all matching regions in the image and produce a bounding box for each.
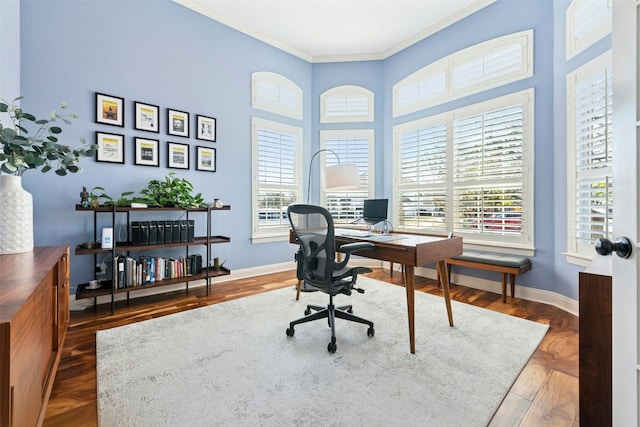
[94,92,217,172]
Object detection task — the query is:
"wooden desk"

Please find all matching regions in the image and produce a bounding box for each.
[291,231,463,354]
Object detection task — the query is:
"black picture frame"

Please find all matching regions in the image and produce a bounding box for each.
[195,115,216,142]
[167,141,190,169]
[167,108,190,138]
[95,131,125,163]
[134,101,159,133]
[95,92,124,127]
[196,146,216,172]
[134,137,160,167]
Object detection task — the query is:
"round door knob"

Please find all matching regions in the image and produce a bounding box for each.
[595,237,633,258]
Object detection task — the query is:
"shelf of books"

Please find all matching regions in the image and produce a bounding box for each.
[75,267,231,300]
[75,205,230,314]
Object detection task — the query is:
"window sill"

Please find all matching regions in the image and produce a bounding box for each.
[251,233,288,244]
[563,251,592,267]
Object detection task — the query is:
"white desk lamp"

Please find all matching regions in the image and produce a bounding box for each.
[307,149,360,204]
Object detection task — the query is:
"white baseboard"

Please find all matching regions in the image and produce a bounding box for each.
[71,260,578,317]
[414,266,579,317]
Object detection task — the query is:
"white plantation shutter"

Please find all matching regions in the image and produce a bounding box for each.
[321,130,373,223]
[566,0,612,58]
[567,52,613,259]
[453,104,525,236]
[452,38,527,95]
[394,65,448,117]
[394,90,533,247]
[321,86,373,123]
[393,30,533,117]
[252,71,302,119]
[252,118,302,240]
[396,123,448,231]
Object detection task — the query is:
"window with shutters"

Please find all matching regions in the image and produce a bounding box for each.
[566,0,612,59]
[320,86,374,123]
[320,130,374,224]
[566,52,613,264]
[393,30,533,117]
[252,71,303,120]
[394,90,534,248]
[252,117,302,242]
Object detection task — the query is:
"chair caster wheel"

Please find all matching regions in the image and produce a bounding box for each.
[367,327,375,337]
[286,327,295,336]
[304,308,311,315]
[327,342,337,353]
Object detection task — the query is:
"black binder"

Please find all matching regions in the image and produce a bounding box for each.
[157,221,165,244]
[180,220,188,242]
[149,221,158,245]
[140,221,149,245]
[131,221,141,245]
[187,220,195,242]
[163,220,173,243]
[172,220,181,243]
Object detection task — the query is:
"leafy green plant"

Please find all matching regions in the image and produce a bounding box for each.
[138,172,205,209]
[91,186,135,207]
[0,97,97,176]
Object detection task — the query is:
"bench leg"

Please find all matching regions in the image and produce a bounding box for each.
[499,273,517,303]
[510,273,516,299]
[501,273,507,303]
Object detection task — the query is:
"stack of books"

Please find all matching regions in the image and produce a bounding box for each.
[113,253,203,289]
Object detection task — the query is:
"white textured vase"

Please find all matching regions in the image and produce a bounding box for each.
[0,175,34,255]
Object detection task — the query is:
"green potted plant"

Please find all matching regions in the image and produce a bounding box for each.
[0,96,97,254]
[139,172,206,209]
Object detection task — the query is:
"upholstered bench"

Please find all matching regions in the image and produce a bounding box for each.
[438,251,532,303]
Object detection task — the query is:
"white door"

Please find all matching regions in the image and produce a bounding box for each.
[611,0,639,424]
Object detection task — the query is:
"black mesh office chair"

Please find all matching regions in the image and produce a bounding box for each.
[286,204,375,353]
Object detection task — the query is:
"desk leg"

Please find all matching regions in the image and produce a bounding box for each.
[436,260,454,327]
[295,280,302,300]
[404,264,416,354]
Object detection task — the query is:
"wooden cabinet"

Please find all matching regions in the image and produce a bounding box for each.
[74,205,230,314]
[0,246,70,427]
[579,256,612,427]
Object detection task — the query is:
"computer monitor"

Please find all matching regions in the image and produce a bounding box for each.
[362,199,388,225]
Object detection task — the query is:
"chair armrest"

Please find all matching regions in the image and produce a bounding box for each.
[339,242,375,254]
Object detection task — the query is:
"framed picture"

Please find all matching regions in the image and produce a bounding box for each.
[95,131,125,163]
[167,141,190,169]
[167,108,190,137]
[134,137,159,167]
[134,101,159,133]
[95,92,124,127]
[195,115,216,142]
[196,146,216,172]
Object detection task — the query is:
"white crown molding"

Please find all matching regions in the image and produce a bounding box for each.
[172,0,313,62]
[173,0,497,64]
[382,0,497,60]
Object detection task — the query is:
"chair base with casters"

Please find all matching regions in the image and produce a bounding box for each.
[286,274,375,354]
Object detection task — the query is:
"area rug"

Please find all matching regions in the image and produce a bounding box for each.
[96,277,548,427]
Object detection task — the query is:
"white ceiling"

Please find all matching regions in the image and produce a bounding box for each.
[173,0,495,62]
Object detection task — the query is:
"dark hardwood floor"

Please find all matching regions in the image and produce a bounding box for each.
[43,269,579,426]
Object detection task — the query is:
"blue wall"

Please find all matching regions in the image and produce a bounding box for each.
[19,0,311,288]
[15,0,608,300]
